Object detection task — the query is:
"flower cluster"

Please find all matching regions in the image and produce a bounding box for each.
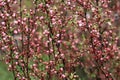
[0,0,120,80]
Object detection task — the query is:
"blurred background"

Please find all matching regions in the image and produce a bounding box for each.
[0,0,120,80]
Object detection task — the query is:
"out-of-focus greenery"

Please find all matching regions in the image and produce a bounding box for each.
[0,61,13,80]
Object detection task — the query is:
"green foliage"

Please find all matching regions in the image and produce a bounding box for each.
[0,61,13,80]
[76,65,88,80]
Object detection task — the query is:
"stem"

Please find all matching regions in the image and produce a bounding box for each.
[34,0,38,17]
[96,0,99,6]
[43,0,56,79]
[10,48,17,80]
[26,18,31,80]
[83,6,114,80]
[20,0,24,52]
[6,18,17,80]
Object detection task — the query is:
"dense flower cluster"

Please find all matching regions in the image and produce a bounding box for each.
[0,0,120,80]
